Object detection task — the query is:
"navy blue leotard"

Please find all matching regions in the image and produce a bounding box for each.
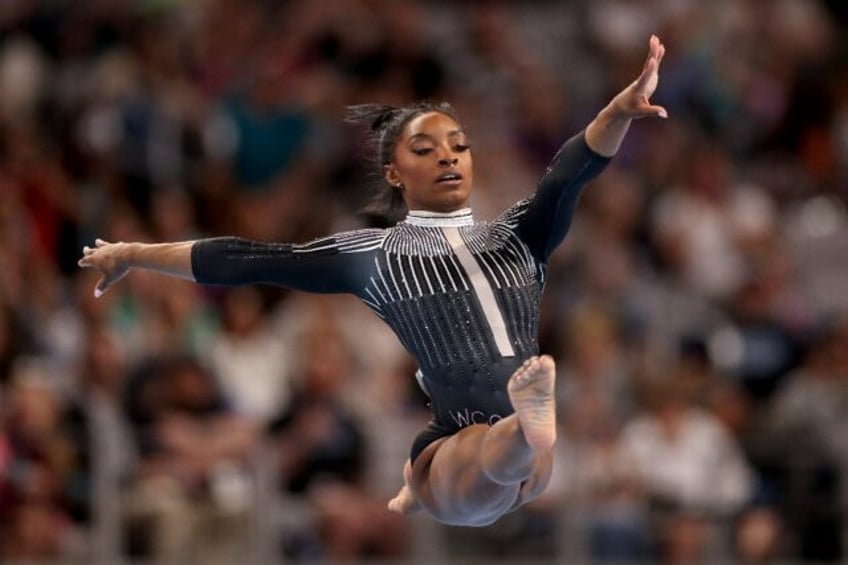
[191,132,610,461]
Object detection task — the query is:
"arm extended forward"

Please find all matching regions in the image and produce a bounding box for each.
[78,239,195,297]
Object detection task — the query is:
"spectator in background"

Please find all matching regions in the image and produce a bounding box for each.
[557,373,649,563]
[271,315,409,561]
[0,358,83,561]
[0,304,33,388]
[62,323,135,562]
[208,286,292,426]
[554,302,650,563]
[224,57,312,191]
[543,167,652,351]
[714,274,803,402]
[556,303,636,425]
[122,354,257,564]
[760,314,847,561]
[650,139,777,302]
[621,376,755,563]
[734,505,784,564]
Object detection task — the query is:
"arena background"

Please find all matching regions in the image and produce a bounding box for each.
[1,0,847,563]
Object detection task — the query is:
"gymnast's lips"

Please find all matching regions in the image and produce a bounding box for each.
[436,172,463,185]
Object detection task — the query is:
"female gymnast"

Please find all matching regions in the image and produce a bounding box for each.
[80,36,666,527]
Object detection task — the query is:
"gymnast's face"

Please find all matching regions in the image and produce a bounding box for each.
[384,111,473,213]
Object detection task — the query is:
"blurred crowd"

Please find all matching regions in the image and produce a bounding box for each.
[1,0,847,563]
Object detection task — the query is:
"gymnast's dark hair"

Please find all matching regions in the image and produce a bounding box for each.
[345,101,459,225]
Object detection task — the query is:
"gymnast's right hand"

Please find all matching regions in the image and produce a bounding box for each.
[78,239,132,298]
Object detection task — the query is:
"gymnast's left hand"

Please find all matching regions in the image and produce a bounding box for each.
[610,34,667,120]
[77,238,132,297]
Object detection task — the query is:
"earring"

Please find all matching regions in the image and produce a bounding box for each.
[395,183,405,191]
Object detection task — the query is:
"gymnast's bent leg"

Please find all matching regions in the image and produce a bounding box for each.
[388,355,556,526]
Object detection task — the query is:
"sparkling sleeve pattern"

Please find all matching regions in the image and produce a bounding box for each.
[191,230,385,294]
[517,131,611,262]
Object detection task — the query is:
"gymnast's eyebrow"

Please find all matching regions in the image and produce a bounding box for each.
[407,130,467,143]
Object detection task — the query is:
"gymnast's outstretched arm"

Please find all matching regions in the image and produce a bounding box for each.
[518,34,667,262]
[79,231,380,297]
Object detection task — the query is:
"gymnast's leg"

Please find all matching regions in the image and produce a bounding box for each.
[388,355,557,526]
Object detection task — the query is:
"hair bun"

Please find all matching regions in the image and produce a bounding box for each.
[370,107,402,132]
[344,104,401,132]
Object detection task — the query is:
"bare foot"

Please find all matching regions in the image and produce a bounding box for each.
[387,459,421,515]
[388,485,421,515]
[507,355,557,451]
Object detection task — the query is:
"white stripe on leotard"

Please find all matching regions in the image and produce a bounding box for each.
[442,227,515,357]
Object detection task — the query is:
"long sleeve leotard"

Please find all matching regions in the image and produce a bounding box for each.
[192,132,610,459]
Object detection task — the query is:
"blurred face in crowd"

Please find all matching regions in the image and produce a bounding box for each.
[384,112,473,213]
[12,378,60,436]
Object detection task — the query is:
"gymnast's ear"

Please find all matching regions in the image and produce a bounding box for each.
[383,163,402,189]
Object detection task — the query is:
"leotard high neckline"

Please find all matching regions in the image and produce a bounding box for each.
[403,208,474,228]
